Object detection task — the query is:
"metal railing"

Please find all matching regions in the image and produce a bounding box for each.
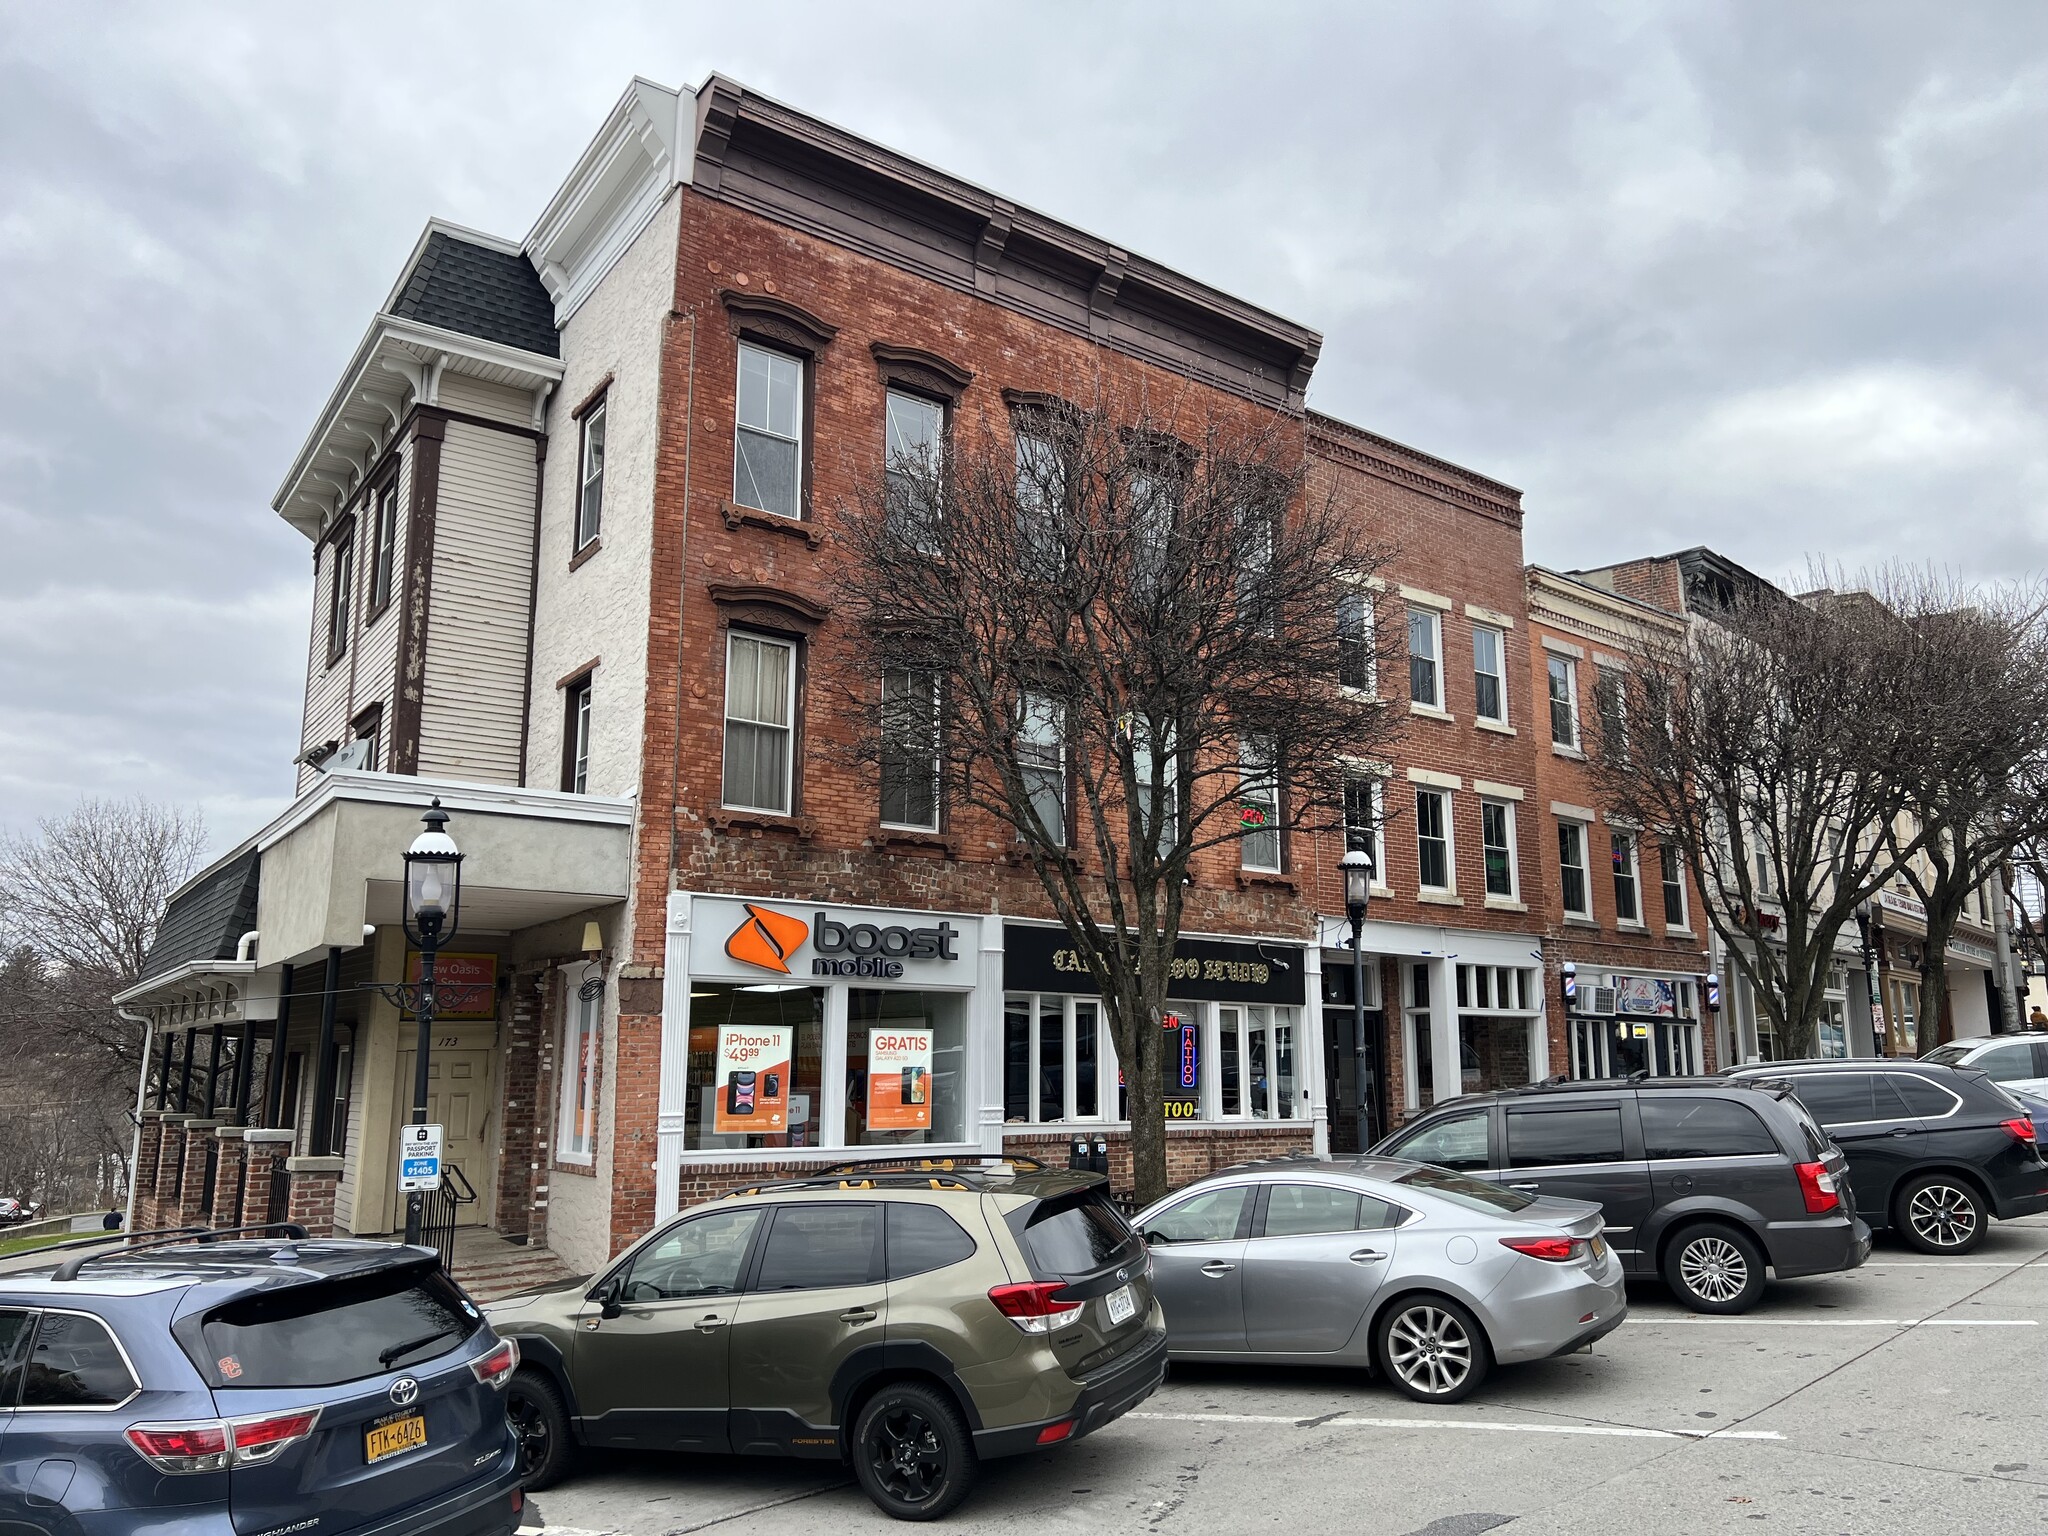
[419,1164,478,1272]
[263,1155,290,1226]
[197,1142,219,1219]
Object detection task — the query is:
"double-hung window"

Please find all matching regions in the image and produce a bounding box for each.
[557,981,601,1165]
[1415,787,1452,891]
[326,532,355,663]
[1343,774,1386,882]
[1338,592,1375,691]
[734,342,803,519]
[885,390,943,548]
[1473,626,1506,724]
[1481,799,1517,899]
[1547,655,1579,748]
[1595,666,1626,754]
[1612,830,1641,924]
[1661,842,1688,928]
[722,631,797,814]
[1408,608,1442,709]
[1132,718,1177,861]
[1018,692,1066,844]
[1014,427,1064,577]
[577,397,607,548]
[563,675,592,794]
[1559,821,1591,917]
[880,668,942,831]
[1239,734,1281,872]
[1236,508,1276,634]
[367,479,399,615]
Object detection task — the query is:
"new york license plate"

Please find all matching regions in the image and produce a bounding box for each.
[1105,1284,1136,1326]
[365,1412,428,1464]
[1590,1234,1608,1260]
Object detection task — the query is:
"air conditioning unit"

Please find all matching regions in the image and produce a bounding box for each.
[1572,984,1618,1017]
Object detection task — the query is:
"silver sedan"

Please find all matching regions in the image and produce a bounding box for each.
[1132,1156,1627,1403]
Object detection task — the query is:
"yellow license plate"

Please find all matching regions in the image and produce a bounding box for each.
[1591,1235,1608,1260]
[365,1414,428,1464]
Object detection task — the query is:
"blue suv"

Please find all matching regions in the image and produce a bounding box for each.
[0,1228,524,1536]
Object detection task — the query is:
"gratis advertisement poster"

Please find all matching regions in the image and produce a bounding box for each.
[866,1028,934,1132]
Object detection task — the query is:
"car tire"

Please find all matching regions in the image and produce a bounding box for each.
[506,1367,574,1491]
[1894,1173,1987,1255]
[1373,1294,1492,1404]
[1663,1222,1767,1313]
[851,1381,978,1522]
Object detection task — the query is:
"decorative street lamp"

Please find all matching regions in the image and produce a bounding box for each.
[1854,899,1885,1058]
[1341,843,1376,1149]
[390,801,463,1246]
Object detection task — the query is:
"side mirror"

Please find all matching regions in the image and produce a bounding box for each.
[1141,1228,1164,1246]
[593,1276,624,1319]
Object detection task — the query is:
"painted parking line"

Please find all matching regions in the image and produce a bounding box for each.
[1681,1317,2037,1327]
[1129,1411,1783,1441]
[1859,1260,2041,1267]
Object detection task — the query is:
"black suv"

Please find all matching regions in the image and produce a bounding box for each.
[1372,1079,1870,1313]
[1722,1059,2048,1254]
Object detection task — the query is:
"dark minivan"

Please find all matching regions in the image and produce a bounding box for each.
[1372,1079,1870,1313]
[1723,1059,2048,1254]
[0,1231,522,1536]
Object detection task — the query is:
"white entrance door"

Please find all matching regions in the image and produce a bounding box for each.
[396,1045,495,1226]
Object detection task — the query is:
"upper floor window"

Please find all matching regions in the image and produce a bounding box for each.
[1239,734,1281,872]
[722,631,797,814]
[1343,773,1386,882]
[880,668,941,832]
[1481,799,1517,899]
[367,478,400,616]
[1408,608,1443,709]
[1132,718,1177,860]
[1014,428,1064,577]
[576,397,607,550]
[1235,503,1277,634]
[1018,692,1066,844]
[326,531,355,664]
[1547,655,1579,748]
[1595,666,1626,753]
[1558,820,1591,917]
[1661,842,1688,928]
[735,343,803,519]
[1612,830,1641,923]
[563,674,593,794]
[885,389,944,548]
[1473,625,1506,724]
[1415,787,1452,891]
[1338,592,1375,691]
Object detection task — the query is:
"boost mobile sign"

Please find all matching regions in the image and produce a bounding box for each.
[696,897,975,984]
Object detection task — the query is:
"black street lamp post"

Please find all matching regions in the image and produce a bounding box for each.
[1341,844,1376,1150]
[1855,900,1885,1057]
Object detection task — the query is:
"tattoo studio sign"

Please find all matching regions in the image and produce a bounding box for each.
[1002,924,1304,1005]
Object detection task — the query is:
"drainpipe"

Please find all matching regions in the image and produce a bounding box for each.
[236,931,259,962]
[116,1007,153,1232]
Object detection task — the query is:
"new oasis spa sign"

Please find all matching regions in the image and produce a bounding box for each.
[690,896,979,985]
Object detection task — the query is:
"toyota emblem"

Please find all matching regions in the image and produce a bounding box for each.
[390,1377,421,1407]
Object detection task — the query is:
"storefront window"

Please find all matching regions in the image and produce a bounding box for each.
[686,984,825,1151]
[1218,1004,1299,1119]
[1404,964,1435,1111]
[845,989,966,1146]
[1005,994,1115,1123]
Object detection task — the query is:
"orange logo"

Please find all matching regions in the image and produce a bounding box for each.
[725,903,809,973]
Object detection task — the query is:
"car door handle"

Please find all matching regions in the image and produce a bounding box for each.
[839,1307,879,1325]
[1200,1261,1237,1277]
[1509,1182,1540,1191]
[695,1314,729,1332]
[1349,1250,1388,1264]
[1887,1128,1913,1137]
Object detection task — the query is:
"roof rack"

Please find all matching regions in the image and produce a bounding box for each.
[49,1223,311,1284]
[816,1154,1048,1177]
[721,1173,981,1199]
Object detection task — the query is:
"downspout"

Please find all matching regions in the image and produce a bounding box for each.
[116,1007,153,1231]
[236,931,259,962]
[664,303,698,888]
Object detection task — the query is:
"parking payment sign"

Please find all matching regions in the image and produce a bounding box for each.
[398,1123,444,1193]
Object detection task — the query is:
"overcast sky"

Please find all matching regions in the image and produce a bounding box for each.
[3,2,2044,848]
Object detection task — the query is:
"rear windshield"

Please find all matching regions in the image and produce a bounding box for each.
[196,1263,480,1388]
[1394,1165,1534,1214]
[1772,1092,1833,1159]
[1016,1189,1138,1278]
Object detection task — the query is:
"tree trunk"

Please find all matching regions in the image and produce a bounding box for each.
[1127,996,1170,1208]
[1918,920,1957,1048]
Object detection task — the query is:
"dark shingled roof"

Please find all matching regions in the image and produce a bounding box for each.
[389,231,560,359]
[140,848,260,983]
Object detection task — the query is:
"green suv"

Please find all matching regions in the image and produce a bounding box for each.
[483,1157,1165,1520]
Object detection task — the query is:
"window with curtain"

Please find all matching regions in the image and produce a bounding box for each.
[722,631,796,813]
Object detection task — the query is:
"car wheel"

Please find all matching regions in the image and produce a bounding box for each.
[1663,1222,1766,1313]
[1374,1295,1491,1404]
[1895,1174,1986,1255]
[505,1368,573,1491]
[851,1381,977,1522]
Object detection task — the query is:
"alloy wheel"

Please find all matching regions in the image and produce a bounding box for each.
[507,1387,552,1480]
[1907,1183,1979,1249]
[1387,1304,1474,1397]
[1679,1236,1749,1304]
[867,1403,946,1506]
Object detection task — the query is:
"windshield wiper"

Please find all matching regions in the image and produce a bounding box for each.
[379,1326,458,1367]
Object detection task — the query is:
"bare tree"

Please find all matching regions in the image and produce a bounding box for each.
[824,384,1398,1203]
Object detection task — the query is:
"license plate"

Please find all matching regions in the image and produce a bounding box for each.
[1590,1235,1607,1260]
[1105,1284,1136,1326]
[365,1413,428,1464]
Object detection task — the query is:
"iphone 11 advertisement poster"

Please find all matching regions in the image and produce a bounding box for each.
[867,1028,934,1131]
[715,1024,792,1133]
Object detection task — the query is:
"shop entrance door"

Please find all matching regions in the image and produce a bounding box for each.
[395,1044,495,1226]
[1323,1006,1386,1153]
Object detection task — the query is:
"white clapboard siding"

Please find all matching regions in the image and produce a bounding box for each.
[334,1044,368,1231]
[438,371,535,428]
[349,451,413,765]
[417,422,538,784]
[298,539,352,793]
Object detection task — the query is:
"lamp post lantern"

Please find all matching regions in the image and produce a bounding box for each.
[399,800,462,1246]
[1341,844,1376,1149]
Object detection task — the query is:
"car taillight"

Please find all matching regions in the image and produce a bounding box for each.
[227,1407,323,1466]
[1036,1419,1076,1444]
[127,1422,231,1473]
[1795,1160,1841,1214]
[1500,1235,1584,1262]
[469,1337,519,1389]
[987,1281,1085,1334]
[2000,1117,2036,1145]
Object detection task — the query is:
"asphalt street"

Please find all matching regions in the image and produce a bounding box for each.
[521,1216,2048,1535]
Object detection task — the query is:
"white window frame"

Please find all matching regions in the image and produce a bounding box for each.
[1472,624,1507,724]
[1480,798,1518,900]
[565,676,592,795]
[1215,1003,1300,1122]
[326,532,355,662]
[556,982,602,1166]
[884,388,944,548]
[1559,819,1592,917]
[1004,993,1117,1124]
[577,397,607,548]
[368,478,399,613]
[721,630,798,815]
[1660,841,1689,930]
[1547,655,1579,748]
[1338,591,1376,693]
[879,668,942,832]
[1239,734,1282,873]
[1612,829,1642,925]
[734,341,804,520]
[1343,773,1387,887]
[1132,718,1177,860]
[1408,607,1443,709]
[1014,427,1064,577]
[1018,692,1067,844]
[1415,786,1454,893]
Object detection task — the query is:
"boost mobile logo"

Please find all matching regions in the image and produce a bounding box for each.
[725,903,809,973]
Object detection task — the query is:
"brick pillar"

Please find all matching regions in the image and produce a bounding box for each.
[153,1114,192,1228]
[242,1130,294,1228]
[213,1128,248,1229]
[133,1113,165,1229]
[492,970,544,1241]
[173,1120,222,1226]
[284,1156,344,1237]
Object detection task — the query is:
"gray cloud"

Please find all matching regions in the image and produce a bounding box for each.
[3,1,2044,845]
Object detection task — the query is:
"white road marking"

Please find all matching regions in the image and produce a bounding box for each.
[1681,1317,2036,1327]
[1128,1410,1782,1441]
